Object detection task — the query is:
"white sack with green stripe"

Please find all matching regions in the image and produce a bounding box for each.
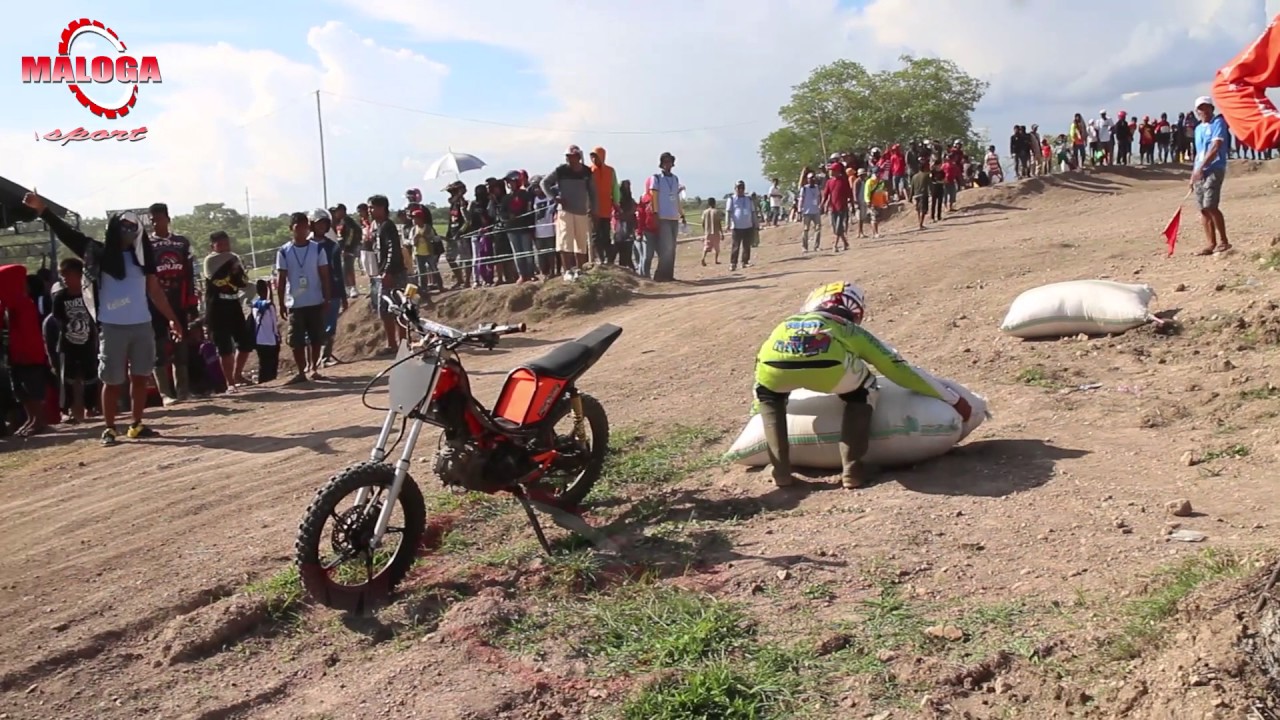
[999,280,1156,339]
[723,375,989,469]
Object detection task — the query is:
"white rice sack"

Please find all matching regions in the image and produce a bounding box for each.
[723,374,989,470]
[999,280,1156,339]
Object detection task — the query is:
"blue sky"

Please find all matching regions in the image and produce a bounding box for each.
[3,0,1277,219]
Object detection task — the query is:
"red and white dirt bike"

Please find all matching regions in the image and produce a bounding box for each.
[294,285,622,612]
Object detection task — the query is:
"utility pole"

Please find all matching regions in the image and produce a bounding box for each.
[244,187,257,270]
[315,90,329,209]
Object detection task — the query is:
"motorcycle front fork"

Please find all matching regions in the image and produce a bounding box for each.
[355,409,425,548]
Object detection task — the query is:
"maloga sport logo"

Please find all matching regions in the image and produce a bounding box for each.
[20,19,161,146]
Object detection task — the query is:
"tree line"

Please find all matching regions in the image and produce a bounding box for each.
[760,55,989,179]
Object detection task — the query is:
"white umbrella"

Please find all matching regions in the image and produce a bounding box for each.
[423,151,487,180]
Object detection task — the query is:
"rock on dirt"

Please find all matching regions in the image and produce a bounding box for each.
[1179,451,1198,467]
[1166,499,1194,517]
[155,594,268,665]
[924,624,965,642]
[1169,529,1208,543]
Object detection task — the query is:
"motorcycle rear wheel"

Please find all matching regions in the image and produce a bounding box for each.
[294,461,426,613]
[542,392,610,508]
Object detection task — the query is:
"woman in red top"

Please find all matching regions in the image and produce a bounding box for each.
[0,264,50,436]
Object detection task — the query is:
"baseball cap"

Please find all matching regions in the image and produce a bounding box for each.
[410,207,427,218]
[735,179,746,186]
[309,208,330,223]
[566,144,582,156]
[1194,95,1213,109]
[504,170,522,182]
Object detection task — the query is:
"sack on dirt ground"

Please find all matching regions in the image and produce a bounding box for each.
[723,373,988,470]
[999,279,1156,339]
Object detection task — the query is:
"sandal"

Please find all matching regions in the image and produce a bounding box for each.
[1193,247,1215,256]
[1213,244,1233,254]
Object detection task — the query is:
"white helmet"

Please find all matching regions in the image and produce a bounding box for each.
[802,281,867,325]
[308,208,331,224]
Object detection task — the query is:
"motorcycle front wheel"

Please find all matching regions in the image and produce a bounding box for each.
[294,461,426,613]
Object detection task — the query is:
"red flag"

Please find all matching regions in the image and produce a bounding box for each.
[1162,189,1193,257]
[1162,207,1182,257]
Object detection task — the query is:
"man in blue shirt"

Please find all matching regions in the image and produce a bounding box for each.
[648,152,685,282]
[1190,95,1233,255]
[275,211,332,385]
[725,181,756,271]
[797,173,823,252]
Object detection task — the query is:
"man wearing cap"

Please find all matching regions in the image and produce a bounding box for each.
[541,145,596,276]
[500,171,538,282]
[1190,96,1233,255]
[821,162,853,249]
[648,152,684,282]
[22,192,184,445]
[443,182,472,289]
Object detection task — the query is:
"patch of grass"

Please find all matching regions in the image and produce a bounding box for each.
[1240,385,1280,401]
[1016,366,1063,389]
[1201,443,1250,461]
[595,425,724,496]
[578,584,754,671]
[801,582,835,602]
[1258,247,1280,271]
[1105,549,1246,660]
[621,658,799,720]
[245,566,305,623]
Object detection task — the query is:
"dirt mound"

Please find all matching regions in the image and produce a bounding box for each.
[433,265,638,326]
[1096,559,1279,719]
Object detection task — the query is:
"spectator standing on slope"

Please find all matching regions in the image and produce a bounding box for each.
[203,231,252,389]
[275,211,331,383]
[1190,96,1233,255]
[588,148,620,264]
[822,162,853,250]
[147,203,197,405]
[541,146,595,278]
[23,193,183,445]
[649,152,684,282]
[725,181,756,272]
[798,173,823,252]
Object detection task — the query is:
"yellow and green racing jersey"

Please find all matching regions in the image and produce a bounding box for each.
[755,311,958,402]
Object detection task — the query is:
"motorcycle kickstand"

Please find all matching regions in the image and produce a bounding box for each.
[512,487,555,556]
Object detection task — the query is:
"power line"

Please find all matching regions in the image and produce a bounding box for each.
[317,90,767,135]
[235,90,316,128]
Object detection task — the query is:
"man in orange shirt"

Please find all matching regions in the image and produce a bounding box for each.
[588,147,620,264]
[1212,13,1280,152]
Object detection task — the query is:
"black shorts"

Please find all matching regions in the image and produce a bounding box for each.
[208,302,253,356]
[287,303,326,349]
[914,195,929,213]
[10,364,48,403]
[60,346,97,382]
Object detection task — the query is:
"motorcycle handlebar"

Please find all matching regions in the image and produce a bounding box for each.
[486,323,527,336]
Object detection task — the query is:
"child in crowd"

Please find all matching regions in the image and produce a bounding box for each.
[250,279,280,383]
[50,258,97,422]
[984,145,1004,184]
[700,197,724,266]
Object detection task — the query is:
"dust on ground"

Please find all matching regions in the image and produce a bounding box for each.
[1,161,1279,719]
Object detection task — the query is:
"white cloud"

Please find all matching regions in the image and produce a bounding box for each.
[3,1,1275,219]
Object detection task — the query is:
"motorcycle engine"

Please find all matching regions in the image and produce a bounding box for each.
[434,440,538,494]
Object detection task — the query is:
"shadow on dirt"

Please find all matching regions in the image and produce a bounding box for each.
[892,438,1089,497]
[146,423,380,455]
[590,485,849,579]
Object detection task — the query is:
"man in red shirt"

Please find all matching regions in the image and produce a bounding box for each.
[0,264,50,436]
[821,162,853,251]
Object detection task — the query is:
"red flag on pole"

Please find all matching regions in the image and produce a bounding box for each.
[1162,189,1193,257]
